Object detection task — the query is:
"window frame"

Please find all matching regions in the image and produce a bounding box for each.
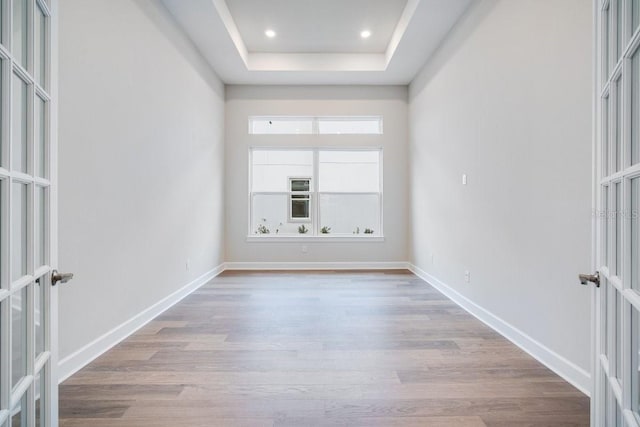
[247,147,384,242]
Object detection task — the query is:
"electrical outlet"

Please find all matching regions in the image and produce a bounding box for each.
[464,270,470,283]
[301,245,308,254]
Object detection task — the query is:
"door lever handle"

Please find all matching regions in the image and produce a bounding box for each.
[579,271,600,287]
[52,270,74,286]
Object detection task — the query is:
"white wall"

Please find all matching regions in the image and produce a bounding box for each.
[58,0,225,364]
[225,85,408,264]
[409,0,592,390]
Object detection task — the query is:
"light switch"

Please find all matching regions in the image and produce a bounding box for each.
[462,174,467,185]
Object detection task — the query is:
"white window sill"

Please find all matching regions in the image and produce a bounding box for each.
[246,235,385,243]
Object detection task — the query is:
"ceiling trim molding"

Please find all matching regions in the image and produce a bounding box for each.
[213,0,422,72]
[211,0,249,66]
[385,0,420,64]
[160,0,473,85]
[248,53,387,72]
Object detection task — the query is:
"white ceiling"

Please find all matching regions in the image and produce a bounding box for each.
[226,0,408,54]
[161,0,473,85]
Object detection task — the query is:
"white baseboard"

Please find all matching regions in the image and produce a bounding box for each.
[409,264,591,396]
[57,264,225,383]
[224,261,410,270]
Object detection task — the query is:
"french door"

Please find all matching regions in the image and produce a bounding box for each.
[0,0,57,426]
[596,0,640,425]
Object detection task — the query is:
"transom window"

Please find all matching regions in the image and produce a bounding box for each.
[249,116,383,135]
[249,149,382,237]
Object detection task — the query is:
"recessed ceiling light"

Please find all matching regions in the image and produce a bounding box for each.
[265,29,276,38]
[361,30,371,39]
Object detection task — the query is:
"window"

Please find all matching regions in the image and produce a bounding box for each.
[250,117,314,135]
[289,178,311,221]
[249,116,383,135]
[250,149,382,237]
[317,117,382,135]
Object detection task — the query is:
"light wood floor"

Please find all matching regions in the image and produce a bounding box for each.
[59,270,589,426]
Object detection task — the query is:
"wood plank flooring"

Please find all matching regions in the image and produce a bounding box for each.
[59,270,589,426]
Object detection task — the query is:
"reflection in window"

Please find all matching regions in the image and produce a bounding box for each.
[250,149,382,236]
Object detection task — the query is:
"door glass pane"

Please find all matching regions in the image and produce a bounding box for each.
[616,399,623,426]
[616,0,623,60]
[35,5,46,87]
[11,182,27,281]
[11,392,28,426]
[605,381,612,426]
[11,393,28,427]
[0,62,2,167]
[633,178,640,291]
[35,368,45,427]
[604,185,610,269]
[12,74,27,173]
[615,182,622,276]
[632,307,640,422]
[12,0,27,67]
[633,48,640,164]
[35,96,46,178]
[615,78,623,173]
[35,186,45,269]
[605,5,611,81]
[604,95,611,175]
[0,301,3,405]
[35,276,44,356]
[0,183,2,287]
[615,290,623,381]
[608,286,614,361]
[11,286,27,389]
[602,278,609,357]
[635,0,640,35]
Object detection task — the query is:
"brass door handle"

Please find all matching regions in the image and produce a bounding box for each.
[578,271,600,287]
[52,270,74,286]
